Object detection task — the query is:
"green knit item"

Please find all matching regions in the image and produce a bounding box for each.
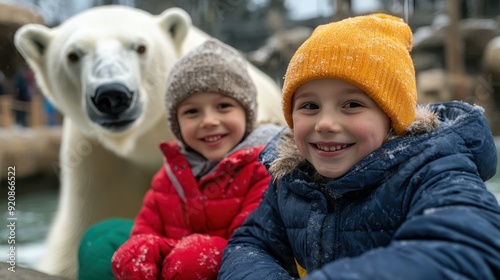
[78,218,133,280]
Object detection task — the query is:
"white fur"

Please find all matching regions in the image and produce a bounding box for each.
[14,5,284,279]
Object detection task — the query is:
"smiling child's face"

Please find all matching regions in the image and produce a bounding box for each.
[292,79,391,179]
[177,92,246,161]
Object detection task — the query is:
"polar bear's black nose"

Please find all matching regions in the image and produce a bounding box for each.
[92,83,133,116]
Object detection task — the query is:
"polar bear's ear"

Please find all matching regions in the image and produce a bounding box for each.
[14,24,53,66]
[157,7,192,54]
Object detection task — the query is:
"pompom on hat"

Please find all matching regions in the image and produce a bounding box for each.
[166,38,257,143]
[282,13,417,135]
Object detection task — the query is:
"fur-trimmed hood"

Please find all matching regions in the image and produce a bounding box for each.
[262,102,491,181]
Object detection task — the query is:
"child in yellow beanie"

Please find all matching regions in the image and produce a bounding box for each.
[219,13,500,279]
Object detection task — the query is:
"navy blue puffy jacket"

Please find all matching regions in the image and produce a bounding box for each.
[219,102,500,280]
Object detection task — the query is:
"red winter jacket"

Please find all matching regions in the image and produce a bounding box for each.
[112,141,271,280]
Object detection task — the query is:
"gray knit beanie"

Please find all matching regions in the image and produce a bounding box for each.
[165,38,257,143]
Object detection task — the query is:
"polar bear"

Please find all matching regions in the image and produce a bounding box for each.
[14,5,284,279]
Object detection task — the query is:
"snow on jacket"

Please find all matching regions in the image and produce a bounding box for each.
[219,101,500,280]
[113,124,281,280]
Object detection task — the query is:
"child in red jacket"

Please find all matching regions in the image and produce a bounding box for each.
[111,38,281,280]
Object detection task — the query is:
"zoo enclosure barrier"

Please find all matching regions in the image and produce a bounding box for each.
[0,94,61,128]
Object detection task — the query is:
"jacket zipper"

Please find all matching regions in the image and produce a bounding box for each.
[320,187,342,260]
[332,199,341,259]
[321,187,335,212]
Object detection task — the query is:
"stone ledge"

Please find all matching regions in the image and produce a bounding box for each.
[0,262,70,280]
[0,127,61,180]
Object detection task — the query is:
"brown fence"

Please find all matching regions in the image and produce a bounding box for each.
[0,94,63,180]
[0,94,61,128]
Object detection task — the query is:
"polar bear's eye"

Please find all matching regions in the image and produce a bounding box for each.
[136,45,147,54]
[67,52,80,63]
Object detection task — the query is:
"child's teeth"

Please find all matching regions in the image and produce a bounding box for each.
[206,135,221,142]
[317,144,347,151]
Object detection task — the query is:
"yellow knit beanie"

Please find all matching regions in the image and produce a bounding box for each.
[282,13,417,135]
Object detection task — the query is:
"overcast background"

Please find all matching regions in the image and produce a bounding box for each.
[2,0,382,24]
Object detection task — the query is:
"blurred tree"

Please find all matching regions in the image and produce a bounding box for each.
[334,0,352,20]
[446,0,467,101]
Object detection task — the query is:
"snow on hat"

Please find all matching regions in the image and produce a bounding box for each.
[282,13,417,135]
[166,38,257,142]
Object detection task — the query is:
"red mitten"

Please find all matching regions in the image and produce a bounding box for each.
[112,234,177,280]
[161,234,228,280]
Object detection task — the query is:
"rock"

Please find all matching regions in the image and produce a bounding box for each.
[0,127,61,180]
[0,262,70,280]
